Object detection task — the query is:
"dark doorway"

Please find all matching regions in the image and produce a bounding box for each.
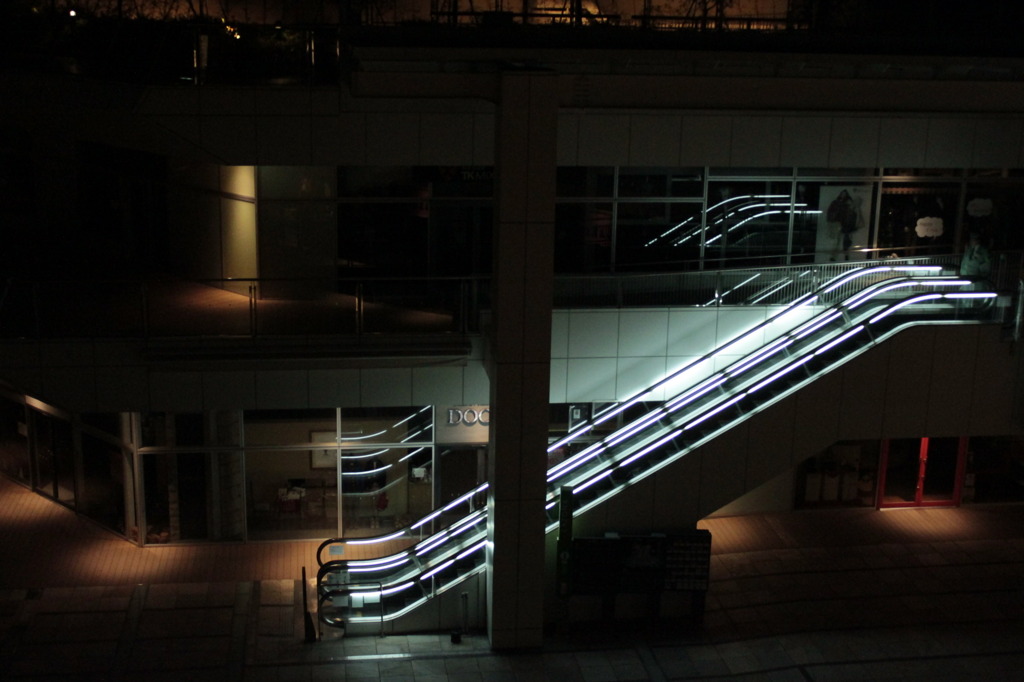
[879,436,966,508]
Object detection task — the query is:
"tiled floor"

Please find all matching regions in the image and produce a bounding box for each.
[1,474,1023,680]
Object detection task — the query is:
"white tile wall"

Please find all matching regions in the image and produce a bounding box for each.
[780,116,831,168]
[829,117,881,167]
[361,367,413,405]
[924,118,977,168]
[202,370,257,410]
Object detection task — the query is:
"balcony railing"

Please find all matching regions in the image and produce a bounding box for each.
[1,253,1018,344]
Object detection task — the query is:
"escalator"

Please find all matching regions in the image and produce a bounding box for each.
[315,263,1001,634]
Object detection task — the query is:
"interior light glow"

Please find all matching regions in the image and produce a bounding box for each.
[616,429,683,468]
[682,393,747,431]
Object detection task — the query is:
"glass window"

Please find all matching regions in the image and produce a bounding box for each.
[704,180,796,267]
[616,202,704,271]
[965,436,1024,504]
[243,409,335,447]
[878,182,958,257]
[340,446,430,536]
[0,396,29,484]
[143,451,245,543]
[338,167,492,198]
[80,413,123,439]
[30,410,74,506]
[555,202,612,273]
[798,181,875,263]
[963,183,1024,251]
[259,166,336,200]
[341,406,433,445]
[556,167,614,198]
[426,201,493,276]
[245,448,337,542]
[142,411,242,448]
[337,202,428,277]
[80,433,129,537]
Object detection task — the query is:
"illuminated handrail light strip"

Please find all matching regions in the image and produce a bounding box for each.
[868,294,944,324]
[348,557,410,573]
[749,278,794,304]
[813,325,866,356]
[347,552,409,568]
[793,310,842,339]
[549,266,953,487]
[844,279,966,309]
[725,336,794,377]
[399,447,427,462]
[345,582,417,602]
[574,468,614,494]
[415,531,450,555]
[665,376,728,412]
[746,353,815,394]
[843,280,920,307]
[682,393,748,431]
[616,429,683,469]
[547,443,607,481]
[420,559,455,580]
[550,268,877,453]
[410,485,486,530]
[604,409,667,447]
[456,540,487,561]
[346,531,408,546]
[946,292,996,299]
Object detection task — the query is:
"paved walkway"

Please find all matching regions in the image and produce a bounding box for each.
[1,474,1023,680]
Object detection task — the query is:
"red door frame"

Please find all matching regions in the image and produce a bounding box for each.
[876,436,969,508]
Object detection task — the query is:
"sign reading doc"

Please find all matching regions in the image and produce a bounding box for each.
[439,405,490,444]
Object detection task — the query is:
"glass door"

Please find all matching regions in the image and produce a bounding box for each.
[879,436,967,508]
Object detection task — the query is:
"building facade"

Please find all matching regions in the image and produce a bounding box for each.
[3,11,1024,648]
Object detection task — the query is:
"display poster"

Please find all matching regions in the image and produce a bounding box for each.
[816,185,871,262]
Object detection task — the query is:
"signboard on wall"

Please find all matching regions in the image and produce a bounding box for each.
[438,405,490,444]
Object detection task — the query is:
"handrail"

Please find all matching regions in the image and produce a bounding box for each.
[314,274,1002,629]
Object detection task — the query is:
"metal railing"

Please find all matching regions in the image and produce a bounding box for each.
[0,276,485,341]
[311,266,1007,632]
[2,253,1019,343]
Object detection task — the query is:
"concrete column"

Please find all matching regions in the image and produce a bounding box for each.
[486,70,558,650]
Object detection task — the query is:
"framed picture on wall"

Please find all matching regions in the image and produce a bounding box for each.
[310,431,337,469]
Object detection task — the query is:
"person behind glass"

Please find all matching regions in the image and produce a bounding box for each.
[959,232,991,281]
